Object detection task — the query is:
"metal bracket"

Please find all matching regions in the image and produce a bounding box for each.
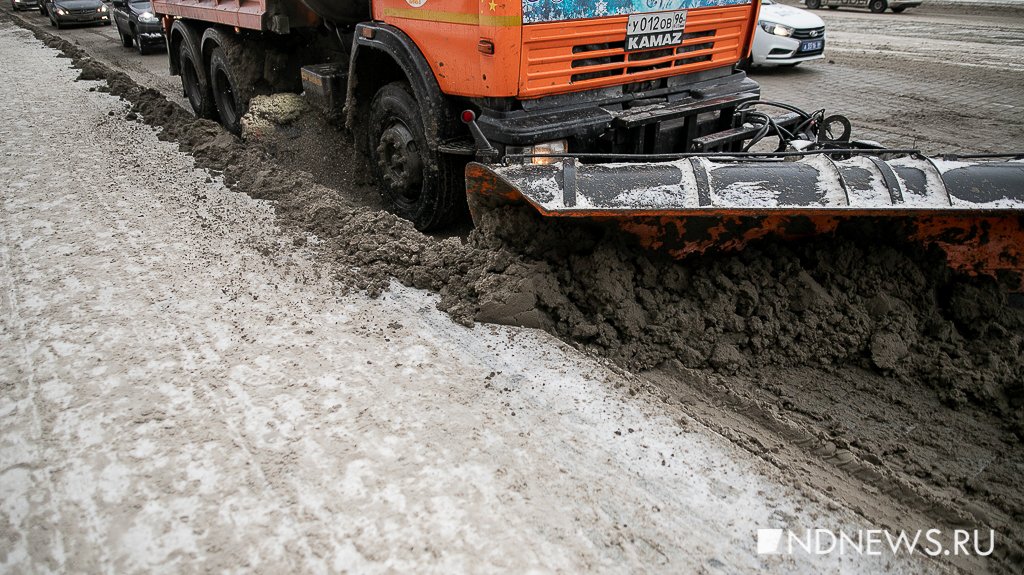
[460,110,499,161]
[869,156,905,205]
[562,157,577,207]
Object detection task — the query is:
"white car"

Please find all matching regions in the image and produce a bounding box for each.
[749,0,826,67]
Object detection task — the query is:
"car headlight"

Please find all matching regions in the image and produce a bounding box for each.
[98,4,107,11]
[55,8,67,14]
[759,21,794,37]
[139,11,159,22]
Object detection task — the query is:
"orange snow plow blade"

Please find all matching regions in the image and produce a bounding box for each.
[465,154,1024,287]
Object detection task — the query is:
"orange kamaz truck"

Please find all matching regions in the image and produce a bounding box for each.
[152,0,1024,283]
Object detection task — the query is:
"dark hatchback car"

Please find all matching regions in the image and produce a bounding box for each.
[112,0,165,55]
[40,0,111,28]
[10,0,40,11]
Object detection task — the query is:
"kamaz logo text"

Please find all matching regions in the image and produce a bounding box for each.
[627,31,683,50]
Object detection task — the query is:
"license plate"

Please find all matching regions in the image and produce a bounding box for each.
[625,10,687,52]
[800,39,824,52]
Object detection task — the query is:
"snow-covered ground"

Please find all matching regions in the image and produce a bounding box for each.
[0,23,938,574]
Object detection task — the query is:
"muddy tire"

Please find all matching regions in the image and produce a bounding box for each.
[368,82,463,231]
[178,41,215,120]
[806,0,821,9]
[209,46,246,134]
[869,0,886,12]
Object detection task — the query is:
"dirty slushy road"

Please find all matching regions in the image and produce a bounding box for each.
[2,2,1023,573]
[0,20,917,575]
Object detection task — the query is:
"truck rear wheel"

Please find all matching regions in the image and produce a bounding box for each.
[178,41,215,120]
[368,82,462,231]
[205,35,263,136]
[209,46,243,134]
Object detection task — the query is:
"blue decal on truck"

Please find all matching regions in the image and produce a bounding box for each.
[523,0,752,24]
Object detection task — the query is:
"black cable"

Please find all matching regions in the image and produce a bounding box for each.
[738,100,814,121]
[737,100,827,151]
[740,109,802,152]
[939,152,1024,160]
[505,148,924,162]
[741,111,773,151]
[793,109,825,137]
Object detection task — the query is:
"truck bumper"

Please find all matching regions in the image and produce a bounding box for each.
[475,68,760,154]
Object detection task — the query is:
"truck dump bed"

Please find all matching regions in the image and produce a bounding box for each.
[152,0,367,30]
[152,0,269,29]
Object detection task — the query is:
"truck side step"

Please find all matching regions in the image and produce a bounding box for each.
[611,92,758,130]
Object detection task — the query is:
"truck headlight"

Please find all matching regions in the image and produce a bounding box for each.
[506,140,569,165]
[528,140,568,165]
[759,21,794,37]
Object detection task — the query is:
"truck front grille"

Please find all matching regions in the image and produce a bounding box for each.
[568,30,716,83]
[520,5,754,98]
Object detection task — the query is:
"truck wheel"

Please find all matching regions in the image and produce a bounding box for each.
[207,46,245,134]
[368,82,462,231]
[806,0,821,9]
[178,42,216,120]
[869,0,886,12]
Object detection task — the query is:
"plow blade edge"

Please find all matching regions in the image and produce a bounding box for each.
[465,155,1024,284]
